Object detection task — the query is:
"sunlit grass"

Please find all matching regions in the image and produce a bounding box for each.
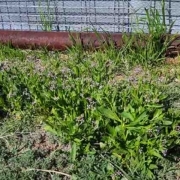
[0,43,179,179]
[0,1,179,178]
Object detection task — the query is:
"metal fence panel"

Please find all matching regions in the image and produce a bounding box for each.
[0,0,179,33]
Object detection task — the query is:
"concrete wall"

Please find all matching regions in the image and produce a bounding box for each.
[0,0,179,33]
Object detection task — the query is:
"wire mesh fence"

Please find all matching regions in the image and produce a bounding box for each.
[0,0,180,33]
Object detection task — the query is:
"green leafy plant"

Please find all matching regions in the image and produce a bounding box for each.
[121,0,175,66]
[97,80,179,179]
[0,4,179,178]
[38,0,54,31]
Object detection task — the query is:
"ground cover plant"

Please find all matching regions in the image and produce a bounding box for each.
[0,43,179,180]
[0,1,180,179]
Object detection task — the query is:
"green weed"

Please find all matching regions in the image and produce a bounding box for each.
[0,1,179,178]
[38,0,54,31]
[121,0,175,66]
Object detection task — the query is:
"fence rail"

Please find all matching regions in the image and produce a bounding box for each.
[0,0,180,33]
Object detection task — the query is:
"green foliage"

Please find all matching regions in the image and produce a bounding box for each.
[0,1,180,178]
[0,44,179,179]
[121,0,175,66]
[0,130,71,180]
[72,154,121,180]
[38,0,54,31]
[0,44,25,61]
[97,80,179,179]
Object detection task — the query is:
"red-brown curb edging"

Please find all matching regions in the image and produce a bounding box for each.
[0,30,179,56]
